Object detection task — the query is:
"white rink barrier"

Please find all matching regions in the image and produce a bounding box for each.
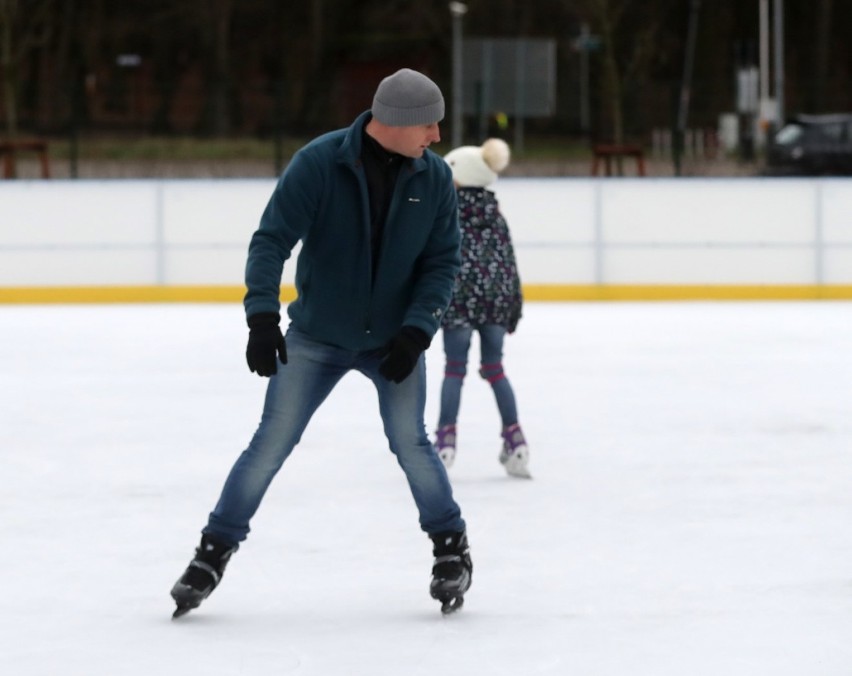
[1,176,851,302]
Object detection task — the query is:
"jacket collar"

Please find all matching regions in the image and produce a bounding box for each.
[337,111,429,174]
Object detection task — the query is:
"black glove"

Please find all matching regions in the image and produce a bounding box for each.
[246,312,287,377]
[379,326,431,384]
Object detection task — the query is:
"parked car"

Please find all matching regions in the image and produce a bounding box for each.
[766,113,852,176]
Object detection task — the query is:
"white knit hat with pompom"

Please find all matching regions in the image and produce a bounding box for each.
[443,138,511,188]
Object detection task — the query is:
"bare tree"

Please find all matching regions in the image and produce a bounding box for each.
[813,0,833,111]
[569,0,672,144]
[195,0,235,135]
[0,0,55,139]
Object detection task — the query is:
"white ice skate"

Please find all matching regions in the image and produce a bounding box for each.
[434,424,457,469]
[499,423,532,479]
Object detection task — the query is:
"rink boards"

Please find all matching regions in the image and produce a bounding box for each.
[1,177,851,302]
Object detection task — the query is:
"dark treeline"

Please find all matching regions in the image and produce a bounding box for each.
[1,0,849,144]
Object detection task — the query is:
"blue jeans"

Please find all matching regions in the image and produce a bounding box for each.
[438,324,519,429]
[205,327,465,546]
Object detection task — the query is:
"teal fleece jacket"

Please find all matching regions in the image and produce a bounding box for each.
[244,111,461,351]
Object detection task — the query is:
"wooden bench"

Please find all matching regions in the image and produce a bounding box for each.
[0,139,50,179]
[591,143,646,177]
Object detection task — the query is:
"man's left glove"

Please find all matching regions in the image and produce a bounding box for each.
[246,312,287,377]
[379,326,431,384]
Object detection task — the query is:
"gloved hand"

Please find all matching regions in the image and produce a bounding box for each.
[379,326,431,384]
[246,312,287,377]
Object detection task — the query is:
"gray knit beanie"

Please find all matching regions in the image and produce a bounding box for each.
[371,68,445,127]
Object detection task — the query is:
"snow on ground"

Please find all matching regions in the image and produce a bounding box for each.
[1,301,851,675]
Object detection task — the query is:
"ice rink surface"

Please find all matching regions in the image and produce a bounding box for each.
[2,301,851,675]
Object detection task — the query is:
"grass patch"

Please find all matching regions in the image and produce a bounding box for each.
[39,133,594,163]
[47,135,309,162]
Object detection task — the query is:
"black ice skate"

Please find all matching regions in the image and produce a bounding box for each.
[170,534,237,618]
[429,530,472,615]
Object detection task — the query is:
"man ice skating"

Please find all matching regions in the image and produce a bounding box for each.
[170,68,472,617]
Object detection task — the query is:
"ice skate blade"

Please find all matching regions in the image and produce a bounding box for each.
[440,596,465,615]
[170,583,207,619]
[506,467,532,479]
[172,604,195,619]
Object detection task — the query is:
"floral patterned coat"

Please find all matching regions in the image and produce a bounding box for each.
[441,187,523,333]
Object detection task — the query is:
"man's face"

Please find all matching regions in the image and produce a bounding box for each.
[383,122,441,158]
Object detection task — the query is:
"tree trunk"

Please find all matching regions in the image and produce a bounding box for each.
[813,0,833,110]
[599,10,623,144]
[1,0,19,139]
[211,0,233,136]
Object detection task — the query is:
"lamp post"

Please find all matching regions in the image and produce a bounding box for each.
[449,2,467,148]
[674,0,701,176]
[758,0,784,143]
[759,0,769,107]
[773,0,784,124]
